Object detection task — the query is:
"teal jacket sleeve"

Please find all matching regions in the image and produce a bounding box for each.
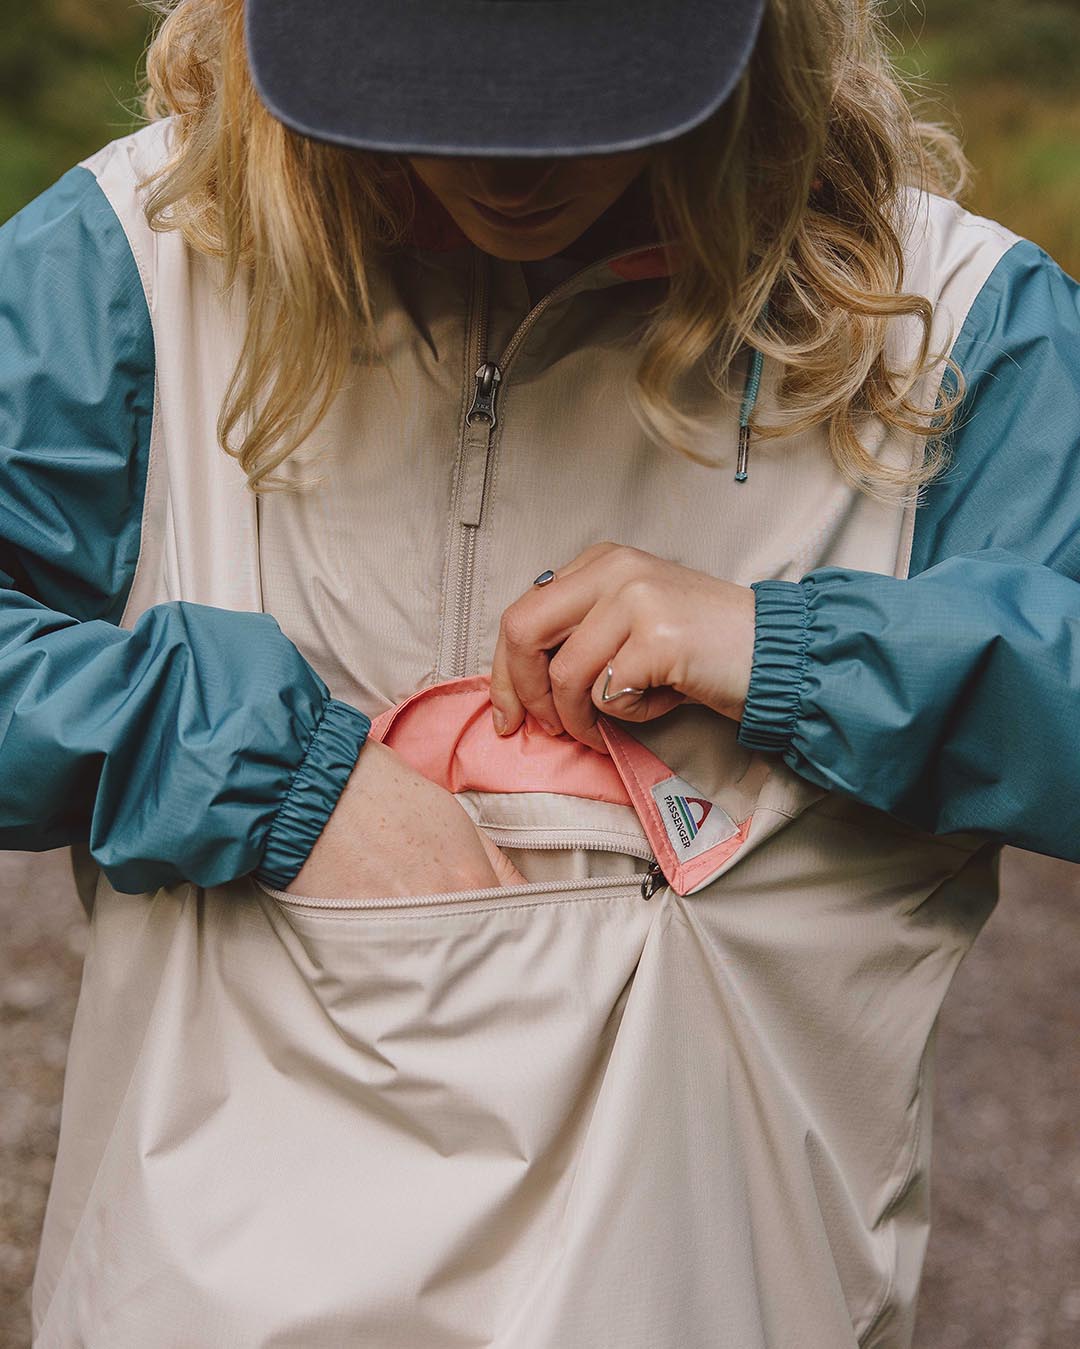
[0,166,369,894]
[737,240,1080,861]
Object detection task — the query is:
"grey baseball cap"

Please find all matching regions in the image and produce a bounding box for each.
[245,0,767,157]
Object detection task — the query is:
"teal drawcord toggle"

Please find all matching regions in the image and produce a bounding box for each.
[735,305,767,483]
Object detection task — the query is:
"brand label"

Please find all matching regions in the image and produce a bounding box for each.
[650,775,737,862]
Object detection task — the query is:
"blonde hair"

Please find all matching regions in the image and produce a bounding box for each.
[141,0,969,496]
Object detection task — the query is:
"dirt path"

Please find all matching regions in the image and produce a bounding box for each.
[2,848,1078,1347]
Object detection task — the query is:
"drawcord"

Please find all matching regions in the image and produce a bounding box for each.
[735,304,768,483]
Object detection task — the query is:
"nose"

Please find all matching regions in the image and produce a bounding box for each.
[468,158,560,210]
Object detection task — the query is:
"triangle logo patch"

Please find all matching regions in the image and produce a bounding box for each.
[649,775,738,862]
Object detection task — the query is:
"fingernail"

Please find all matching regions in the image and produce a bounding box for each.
[492,708,507,736]
[540,720,562,737]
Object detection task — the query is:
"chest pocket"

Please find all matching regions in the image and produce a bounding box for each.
[357,674,825,902]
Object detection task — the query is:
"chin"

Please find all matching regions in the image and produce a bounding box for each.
[459,216,584,262]
[473,236,574,261]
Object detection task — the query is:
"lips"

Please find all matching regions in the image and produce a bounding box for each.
[469,197,569,229]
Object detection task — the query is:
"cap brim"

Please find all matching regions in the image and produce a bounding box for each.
[246,0,765,157]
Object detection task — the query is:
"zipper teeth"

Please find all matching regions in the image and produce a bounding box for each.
[452,529,477,677]
[473,251,490,370]
[449,252,492,679]
[258,870,644,913]
[497,240,663,373]
[446,238,661,679]
[482,830,655,862]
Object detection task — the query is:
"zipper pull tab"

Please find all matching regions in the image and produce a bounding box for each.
[467,361,502,429]
[640,860,665,901]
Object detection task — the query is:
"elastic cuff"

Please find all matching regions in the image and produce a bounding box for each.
[737,580,811,753]
[255,698,371,889]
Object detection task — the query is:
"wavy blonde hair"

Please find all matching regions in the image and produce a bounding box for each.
[141,0,968,497]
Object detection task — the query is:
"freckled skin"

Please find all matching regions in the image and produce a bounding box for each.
[288,739,526,899]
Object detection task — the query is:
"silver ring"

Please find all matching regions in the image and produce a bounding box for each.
[600,664,647,704]
[533,569,556,587]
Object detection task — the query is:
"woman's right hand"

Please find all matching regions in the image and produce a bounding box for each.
[283,738,525,900]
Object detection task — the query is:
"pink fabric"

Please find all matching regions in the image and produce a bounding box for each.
[372,674,750,895]
[599,719,751,894]
[606,245,680,280]
[370,675,633,805]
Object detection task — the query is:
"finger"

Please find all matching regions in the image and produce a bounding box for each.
[589,635,687,725]
[538,542,648,594]
[494,564,613,737]
[545,599,633,752]
[489,624,528,736]
[539,540,622,583]
[498,611,567,738]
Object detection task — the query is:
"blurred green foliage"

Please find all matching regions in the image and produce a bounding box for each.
[889,0,1080,88]
[1,0,1077,272]
[888,0,1080,270]
[0,1,148,221]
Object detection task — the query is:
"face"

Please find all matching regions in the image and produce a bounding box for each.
[405,150,653,260]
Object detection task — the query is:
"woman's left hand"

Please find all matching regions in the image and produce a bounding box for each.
[489,542,757,753]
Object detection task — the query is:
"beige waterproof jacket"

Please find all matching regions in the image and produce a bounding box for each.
[30,121,1020,1348]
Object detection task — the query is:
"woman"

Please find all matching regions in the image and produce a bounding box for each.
[6,0,1079,1344]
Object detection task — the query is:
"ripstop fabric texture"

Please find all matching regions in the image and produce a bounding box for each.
[4,120,1079,1346]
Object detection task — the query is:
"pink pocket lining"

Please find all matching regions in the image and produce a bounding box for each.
[369,675,631,805]
[370,675,750,896]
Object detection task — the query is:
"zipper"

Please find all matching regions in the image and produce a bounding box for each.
[466,360,501,427]
[639,860,665,901]
[258,832,667,910]
[479,828,654,863]
[257,868,655,913]
[442,239,667,679]
[446,254,496,677]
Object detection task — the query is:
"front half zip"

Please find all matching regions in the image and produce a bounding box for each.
[442,248,501,678]
[440,241,669,679]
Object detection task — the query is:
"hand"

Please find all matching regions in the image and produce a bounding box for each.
[489,542,756,753]
[284,738,526,899]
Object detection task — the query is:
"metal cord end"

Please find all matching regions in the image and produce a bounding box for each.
[735,331,765,483]
[735,423,750,483]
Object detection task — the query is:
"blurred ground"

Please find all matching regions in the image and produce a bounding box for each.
[0,852,86,1348]
[1,847,1079,1347]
